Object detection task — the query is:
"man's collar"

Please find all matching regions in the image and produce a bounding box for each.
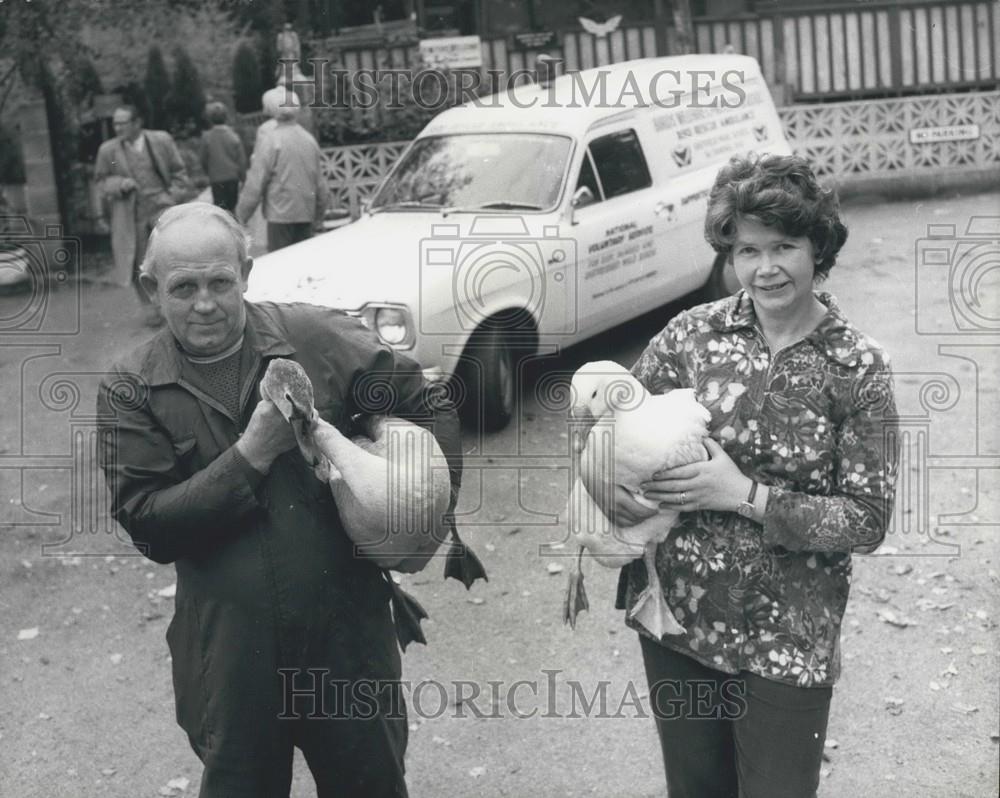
[137,301,296,386]
[707,290,868,367]
[124,132,145,153]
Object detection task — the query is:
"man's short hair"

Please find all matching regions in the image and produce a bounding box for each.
[140,203,251,279]
[115,104,142,123]
[206,101,228,126]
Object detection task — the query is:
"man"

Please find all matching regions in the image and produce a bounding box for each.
[198,102,247,213]
[236,88,328,252]
[97,203,462,796]
[94,105,192,325]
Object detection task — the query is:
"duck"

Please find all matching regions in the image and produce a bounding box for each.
[562,361,711,639]
[260,357,486,648]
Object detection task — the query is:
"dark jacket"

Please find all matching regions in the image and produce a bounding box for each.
[199,124,248,184]
[97,301,462,764]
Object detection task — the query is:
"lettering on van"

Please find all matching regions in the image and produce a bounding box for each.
[681,188,710,206]
[591,269,658,301]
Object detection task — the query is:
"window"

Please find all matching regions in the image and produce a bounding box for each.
[578,129,652,203]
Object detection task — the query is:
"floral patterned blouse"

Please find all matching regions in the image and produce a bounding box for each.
[616,291,898,687]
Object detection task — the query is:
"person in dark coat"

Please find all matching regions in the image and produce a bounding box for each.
[199,102,247,214]
[96,202,462,797]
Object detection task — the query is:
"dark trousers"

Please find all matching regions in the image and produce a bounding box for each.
[211,181,239,214]
[640,636,832,798]
[267,221,313,253]
[196,683,409,798]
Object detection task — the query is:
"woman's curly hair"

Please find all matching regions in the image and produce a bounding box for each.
[704,153,848,280]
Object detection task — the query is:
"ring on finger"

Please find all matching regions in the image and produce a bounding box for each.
[680,491,687,504]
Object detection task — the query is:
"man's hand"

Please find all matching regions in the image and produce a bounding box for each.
[119,177,137,195]
[236,399,297,474]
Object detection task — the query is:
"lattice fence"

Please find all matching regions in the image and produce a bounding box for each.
[777,89,1000,179]
[308,90,999,219]
[318,141,410,217]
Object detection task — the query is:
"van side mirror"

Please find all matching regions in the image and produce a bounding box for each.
[571,186,595,209]
[570,185,595,225]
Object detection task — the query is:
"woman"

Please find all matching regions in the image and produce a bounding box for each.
[603,154,898,797]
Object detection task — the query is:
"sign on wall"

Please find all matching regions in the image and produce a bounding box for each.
[909,125,981,144]
[419,36,483,69]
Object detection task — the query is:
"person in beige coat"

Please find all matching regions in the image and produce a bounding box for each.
[236,90,328,253]
[94,105,192,324]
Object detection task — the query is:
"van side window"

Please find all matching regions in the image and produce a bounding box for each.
[588,129,652,200]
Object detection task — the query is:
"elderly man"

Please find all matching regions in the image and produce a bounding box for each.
[97,203,462,796]
[94,104,192,325]
[237,88,328,253]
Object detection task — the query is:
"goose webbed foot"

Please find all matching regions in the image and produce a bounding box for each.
[563,549,590,629]
[444,529,489,588]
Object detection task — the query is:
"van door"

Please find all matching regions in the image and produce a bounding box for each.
[570,127,662,336]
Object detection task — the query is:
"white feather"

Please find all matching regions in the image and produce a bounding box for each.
[567,360,710,564]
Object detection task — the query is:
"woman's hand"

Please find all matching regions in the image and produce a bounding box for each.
[641,438,753,513]
[576,427,658,528]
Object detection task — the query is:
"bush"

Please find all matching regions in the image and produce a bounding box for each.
[145,46,172,130]
[233,42,264,113]
[169,46,207,137]
[69,57,104,107]
[79,0,251,105]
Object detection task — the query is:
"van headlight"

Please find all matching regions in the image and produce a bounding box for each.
[375,306,409,346]
[352,304,414,349]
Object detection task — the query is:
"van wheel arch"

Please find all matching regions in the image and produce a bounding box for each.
[454,309,537,433]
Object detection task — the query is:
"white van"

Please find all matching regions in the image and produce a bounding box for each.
[246,54,791,430]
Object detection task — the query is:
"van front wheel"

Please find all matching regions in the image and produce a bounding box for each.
[458,327,516,433]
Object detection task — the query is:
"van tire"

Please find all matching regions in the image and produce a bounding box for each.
[458,327,518,433]
[700,253,740,302]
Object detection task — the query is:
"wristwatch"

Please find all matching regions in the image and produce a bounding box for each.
[737,481,758,518]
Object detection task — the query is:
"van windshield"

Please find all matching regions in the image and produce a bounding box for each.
[369,134,571,212]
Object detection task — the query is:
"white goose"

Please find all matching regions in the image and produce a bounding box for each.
[563,361,711,639]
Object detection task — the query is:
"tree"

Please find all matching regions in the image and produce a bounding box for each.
[169,46,207,136]
[145,46,172,130]
[233,42,264,113]
[69,56,104,107]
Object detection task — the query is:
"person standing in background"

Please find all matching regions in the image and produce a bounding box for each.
[94,104,192,326]
[236,89,328,253]
[199,102,247,214]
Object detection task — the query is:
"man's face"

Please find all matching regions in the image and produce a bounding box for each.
[112,109,142,143]
[141,218,251,356]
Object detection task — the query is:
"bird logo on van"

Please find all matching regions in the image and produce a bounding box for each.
[671,146,692,168]
[753,125,769,142]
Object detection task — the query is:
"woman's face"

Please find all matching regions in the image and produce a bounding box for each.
[731,218,817,317]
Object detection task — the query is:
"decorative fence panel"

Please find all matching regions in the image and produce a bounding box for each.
[311,90,999,219]
[318,140,410,218]
[778,89,1000,181]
